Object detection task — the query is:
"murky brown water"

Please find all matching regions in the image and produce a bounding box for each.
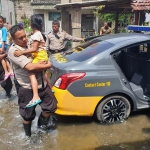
[0,86,150,150]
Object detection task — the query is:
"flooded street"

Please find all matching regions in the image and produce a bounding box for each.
[1,86,150,150]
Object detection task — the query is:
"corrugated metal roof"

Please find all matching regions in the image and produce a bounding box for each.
[31,0,61,5]
[131,0,150,10]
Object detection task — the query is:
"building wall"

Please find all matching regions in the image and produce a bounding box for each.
[1,0,15,25]
[14,0,33,23]
[34,9,62,34]
[14,0,99,34]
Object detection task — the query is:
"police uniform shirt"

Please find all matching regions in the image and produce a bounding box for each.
[46,30,82,51]
[8,44,47,89]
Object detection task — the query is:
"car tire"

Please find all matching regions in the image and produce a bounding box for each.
[96,95,131,124]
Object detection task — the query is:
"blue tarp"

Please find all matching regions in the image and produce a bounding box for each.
[127,25,150,31]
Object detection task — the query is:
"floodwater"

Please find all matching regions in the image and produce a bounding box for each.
[1,86,150,150]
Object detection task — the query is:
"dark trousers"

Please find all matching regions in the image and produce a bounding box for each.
[1,77,12,95]
[0,61,12,95]
[18,85,57,121]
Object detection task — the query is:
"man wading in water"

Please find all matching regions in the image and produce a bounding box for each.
[8,25,57,139]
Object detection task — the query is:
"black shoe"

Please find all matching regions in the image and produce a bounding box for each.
[46,115,57,130]
[38,113,57,131]
[23,123,32,137]
[6,93,11,98]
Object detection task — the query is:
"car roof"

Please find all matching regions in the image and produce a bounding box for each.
[94,33,150,44]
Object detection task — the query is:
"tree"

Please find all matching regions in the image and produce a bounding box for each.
[93,6,132,27]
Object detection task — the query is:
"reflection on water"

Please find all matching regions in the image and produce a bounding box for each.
[0,87,150,150]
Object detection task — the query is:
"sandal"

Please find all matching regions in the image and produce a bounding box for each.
[4,73,11,81]
[26,99,42,108]
[10,72,14,76]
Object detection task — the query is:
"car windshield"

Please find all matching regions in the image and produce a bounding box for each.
[64,39,114,62]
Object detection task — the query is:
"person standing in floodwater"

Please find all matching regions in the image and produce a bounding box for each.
[8,25,57,139]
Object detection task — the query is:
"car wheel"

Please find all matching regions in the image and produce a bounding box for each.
[96,95,131,123]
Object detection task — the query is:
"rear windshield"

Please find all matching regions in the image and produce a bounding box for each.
[64,40,114,62]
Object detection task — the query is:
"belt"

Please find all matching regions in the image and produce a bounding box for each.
[50,48,66,54]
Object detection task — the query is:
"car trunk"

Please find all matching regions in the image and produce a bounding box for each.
[49,55,80,85]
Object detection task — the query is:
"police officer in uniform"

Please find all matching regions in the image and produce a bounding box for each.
[46,20,84,54]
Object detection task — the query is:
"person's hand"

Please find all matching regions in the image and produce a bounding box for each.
[47,60,52,67]
[0,48,4,54]
[0,53,6,60]
[0,48,2,54]
[14,50,23,57]
[38,60,47,64]
[81,38,85,42]
[80,38,85,44]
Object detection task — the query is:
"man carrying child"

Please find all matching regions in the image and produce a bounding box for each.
[8,25,57,138]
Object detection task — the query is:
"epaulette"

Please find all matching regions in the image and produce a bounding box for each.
[48,31,52,35]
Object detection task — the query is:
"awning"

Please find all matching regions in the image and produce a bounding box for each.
[31,0,60,5]
[127,25,150,31]
[131,0,150,10]
[54,0,120,9]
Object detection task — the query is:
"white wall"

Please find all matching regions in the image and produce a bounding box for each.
[35,9,62,34]
[1,0,15,25]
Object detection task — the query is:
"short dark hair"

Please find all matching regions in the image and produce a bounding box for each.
[0,16,4,22]
[52,20,60,26]
[10,25,24,38]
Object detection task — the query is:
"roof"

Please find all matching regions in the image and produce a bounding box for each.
[54,0,120,9]
[131,0,150,10]
[31,0,61,5]
[98,0,131,13]
[54,0,132,13]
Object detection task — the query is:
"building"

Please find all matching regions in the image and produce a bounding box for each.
[0,0,15,25]
[14,0,99,37]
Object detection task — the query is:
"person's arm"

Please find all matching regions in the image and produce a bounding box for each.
[64,31,84,42]
[109,27,112,34]
[24,60,52,72]
[14,40,39,57]
[8,48,52,72]
[46,35,50,51]
[100,27,102,35]
[1,27,7,52]
[44,73,52,89]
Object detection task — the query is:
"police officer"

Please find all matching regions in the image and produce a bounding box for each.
[46,20,84,54]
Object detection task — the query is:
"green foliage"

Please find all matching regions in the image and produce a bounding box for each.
[25,27,32,38]
[21,14,30,28]
[93,6,132,25]
[24,18,30,28]
[98,13,116,22]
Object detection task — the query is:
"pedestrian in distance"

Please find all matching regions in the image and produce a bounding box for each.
[0,16,14,81]
[100,22,112,35]
[14,14,51,108]
[46,20,84,54]
[8,23,57,139]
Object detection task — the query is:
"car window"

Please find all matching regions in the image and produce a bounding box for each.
[126,43,150,54]
[140,43,147,52]
[64,40,114,62]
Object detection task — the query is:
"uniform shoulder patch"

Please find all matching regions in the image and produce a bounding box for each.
[48,31,52,35]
